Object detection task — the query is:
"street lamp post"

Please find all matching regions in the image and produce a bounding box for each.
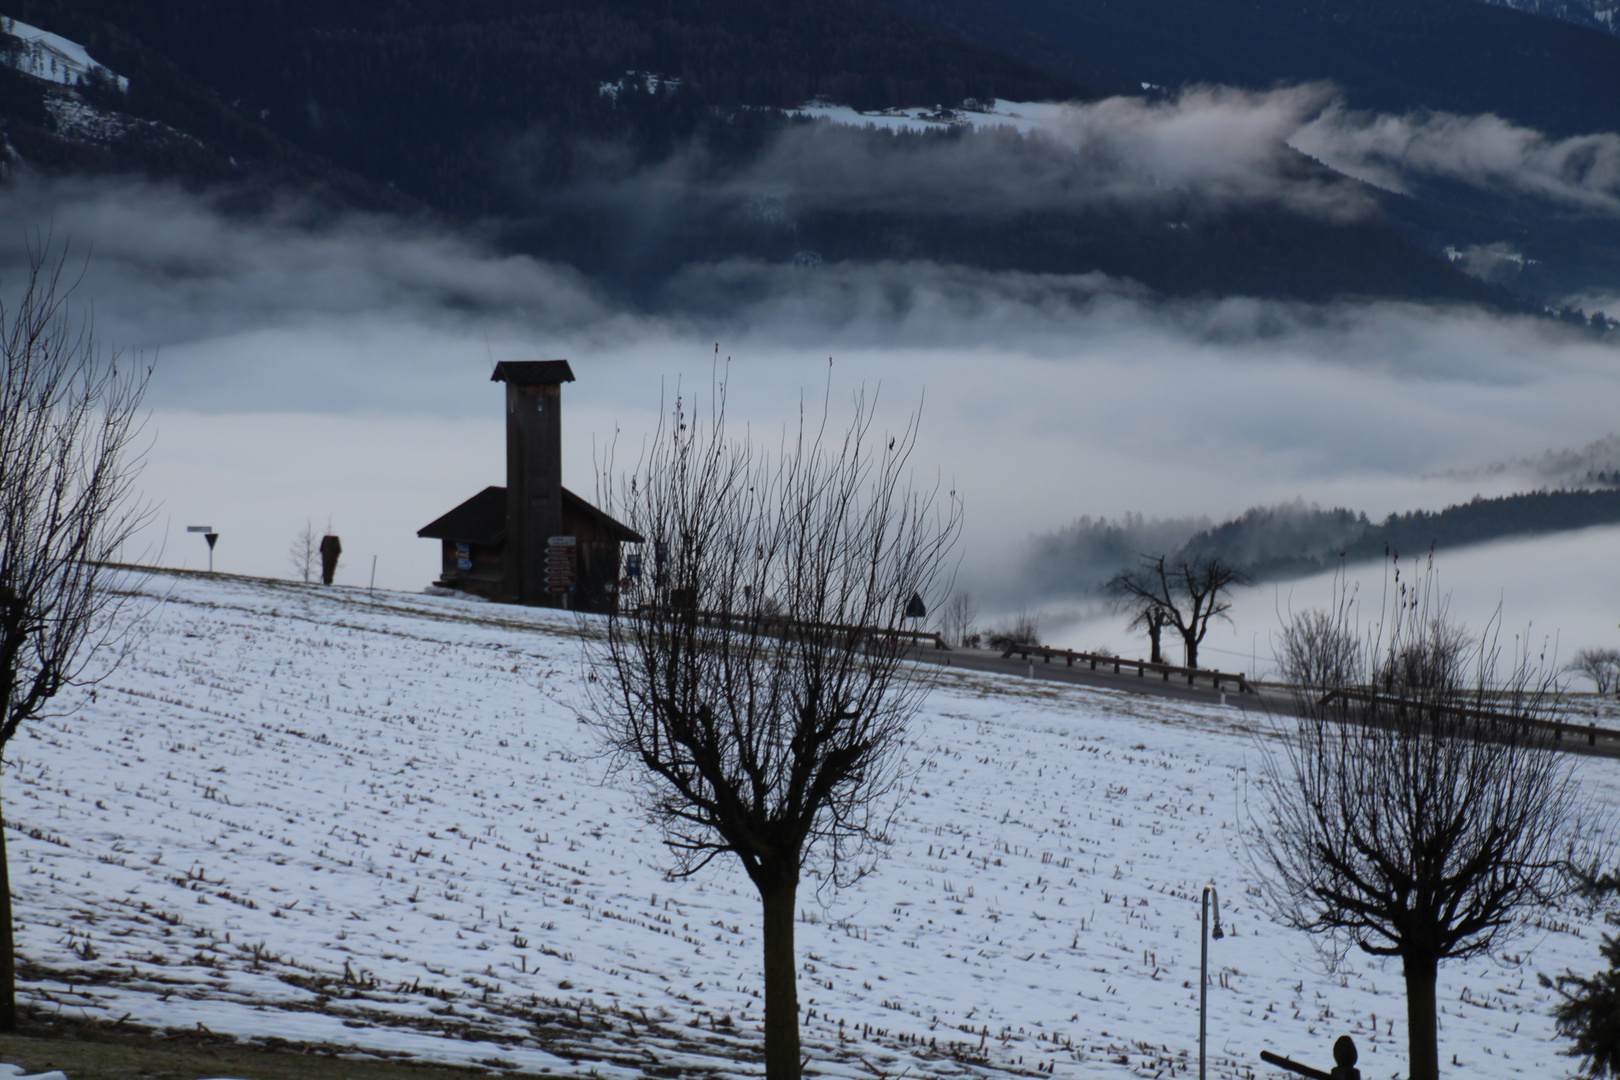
[1201,884,1224,1080]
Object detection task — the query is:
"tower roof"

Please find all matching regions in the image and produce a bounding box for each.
[491,360,575,385]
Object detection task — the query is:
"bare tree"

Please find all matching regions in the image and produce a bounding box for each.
[585,378,960,1080]
[289,519,318,583]
[1250,561,1587,1080]
[1566,647,1620,696]
[1274,575,1363,688]
[940,589,978,648]
[1106,554,1246,668]
[0,241,153,1031]
[985,607,1039,651]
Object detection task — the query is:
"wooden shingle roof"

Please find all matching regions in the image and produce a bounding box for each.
[417,485,642,544]
[491,360,575,385]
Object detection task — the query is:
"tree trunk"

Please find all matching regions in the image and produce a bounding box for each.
[1148,618,1162,665]
[1403,951,1439,1080]
[1183,636,1198,670]
[759,874,801,1080]
[0,779,14,1033]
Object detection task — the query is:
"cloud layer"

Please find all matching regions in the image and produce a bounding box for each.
[4,109,1619,623]
[1293,103,1620,214]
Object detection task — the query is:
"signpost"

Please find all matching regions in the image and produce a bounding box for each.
[545,536,577,600]
[1201,885,1224,1080]
[186,525,218,572]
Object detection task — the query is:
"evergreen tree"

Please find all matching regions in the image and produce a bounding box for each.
[1545,874,1620,1077]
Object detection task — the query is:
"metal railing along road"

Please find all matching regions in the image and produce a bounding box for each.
[997,643,1253,693]
[632,606,951,652]
[1316,687,1620,747]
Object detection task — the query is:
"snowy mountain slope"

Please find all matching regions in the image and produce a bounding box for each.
[12,568,1616,1078]
[0,15,126,91]
[1480,0,1617,34]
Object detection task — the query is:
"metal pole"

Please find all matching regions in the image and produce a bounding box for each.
[1200,884,1223,1080]
[369,555,378,598]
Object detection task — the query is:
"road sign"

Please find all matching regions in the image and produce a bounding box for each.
[545,535,577,594]
[188,526,219,570]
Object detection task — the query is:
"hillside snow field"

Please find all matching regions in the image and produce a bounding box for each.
[12,569,1617,1078]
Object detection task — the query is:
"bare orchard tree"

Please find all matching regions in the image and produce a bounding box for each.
[1273,572,1363,688]
[1106,554,1245,668]
[1566,647,1620,696]
[940,589,978,648]
[0,241,153,1031]
[288,519,318,583]
[985,607,1039,651]
[585,378,960,1080]
[1250,561,1587,1080]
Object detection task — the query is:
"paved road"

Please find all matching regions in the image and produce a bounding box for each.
[909,645,1284,713]
[912,646,1620,759]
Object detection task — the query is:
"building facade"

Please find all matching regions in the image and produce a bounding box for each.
[417,361,641,614]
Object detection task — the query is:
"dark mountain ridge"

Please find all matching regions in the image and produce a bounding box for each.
[0,0,1557,310]
[885,0,1620,139]
[7,0,1079,219]
[1023,489,1620,601]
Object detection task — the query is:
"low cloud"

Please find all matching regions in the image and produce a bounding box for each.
[1444,241,1534,285]
[1291,103,1620,214]
[3,166,1618,609]
[506,85,1381,282]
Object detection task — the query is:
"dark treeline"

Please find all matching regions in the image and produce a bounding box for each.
[1348,488,1620,565]
[513,118,1507,304]
[882,0,1620,139]
[9,0,1078,218]
[1026,489,1620,599]
[0,0,1517,307]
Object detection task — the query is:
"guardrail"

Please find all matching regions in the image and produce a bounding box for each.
[1317,687,1620,747]
[633,606,950,651]
[998,644,1253,693]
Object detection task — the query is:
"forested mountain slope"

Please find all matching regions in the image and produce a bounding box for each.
[0,0,1531,308]
[7,0,1079,218]
[882,0,1620,138]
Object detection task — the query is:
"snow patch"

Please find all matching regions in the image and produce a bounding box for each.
[599,71,682,103]
[0,15,128,92]
[9,568,1616,1078]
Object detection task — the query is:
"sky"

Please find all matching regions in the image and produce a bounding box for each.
[3,88,1619,659]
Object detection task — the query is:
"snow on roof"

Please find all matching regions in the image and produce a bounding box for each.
[1,15,129,92]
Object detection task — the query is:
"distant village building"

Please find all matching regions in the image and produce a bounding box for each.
[417,360,641,613]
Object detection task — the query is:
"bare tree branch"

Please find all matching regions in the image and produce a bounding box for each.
[583,371,960,1080]
[0,236,155,1031]
[1249,558,1591,1080]
[1106,553,1245,667]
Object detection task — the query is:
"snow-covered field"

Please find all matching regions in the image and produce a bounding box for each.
[14,569,1618,1078]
